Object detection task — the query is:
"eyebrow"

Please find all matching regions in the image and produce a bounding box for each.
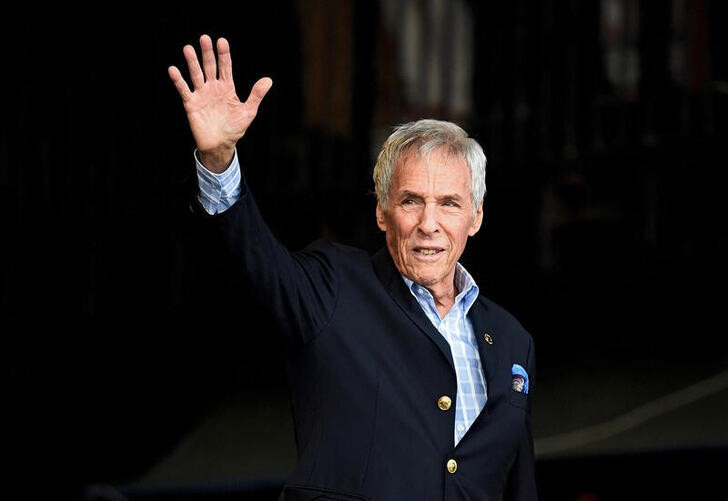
[397,190,466,203]
[398,190,424,200]
[439,194,466,203]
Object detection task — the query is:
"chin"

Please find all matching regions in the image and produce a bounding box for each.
[411,272,439,287]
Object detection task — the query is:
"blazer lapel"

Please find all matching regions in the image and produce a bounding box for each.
[468,298,502,408]
[371,248,454,369]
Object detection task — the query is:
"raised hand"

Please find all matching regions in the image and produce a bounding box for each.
[168,34,273,173]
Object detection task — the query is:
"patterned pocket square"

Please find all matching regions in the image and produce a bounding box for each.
[511,363,529,394]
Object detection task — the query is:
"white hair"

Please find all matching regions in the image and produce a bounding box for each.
[373,119,486,218]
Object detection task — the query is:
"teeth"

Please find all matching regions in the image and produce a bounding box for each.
[418,249,439,255]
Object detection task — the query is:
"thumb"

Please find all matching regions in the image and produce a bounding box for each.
[245,77,273,109]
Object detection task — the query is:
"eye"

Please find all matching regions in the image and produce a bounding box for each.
[442,200,460,208]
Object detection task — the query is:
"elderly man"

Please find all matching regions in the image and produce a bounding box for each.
[169,34,537,501]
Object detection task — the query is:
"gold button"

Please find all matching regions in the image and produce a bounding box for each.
[483,332,493,344]
[437,396,452,411]
[446,459,458,473]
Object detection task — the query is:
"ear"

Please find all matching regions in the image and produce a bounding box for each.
[376,202,387,231]
[468,203,484,237]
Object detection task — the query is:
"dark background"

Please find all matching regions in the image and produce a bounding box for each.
[2,2,727,500]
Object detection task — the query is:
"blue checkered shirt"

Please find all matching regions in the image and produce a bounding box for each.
[195,150,488,445]
[403,268,487,445]
[194,150,242,215]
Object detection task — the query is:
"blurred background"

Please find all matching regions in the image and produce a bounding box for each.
[2,1,727,500]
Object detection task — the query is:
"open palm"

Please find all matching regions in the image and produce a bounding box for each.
[168,34,272,172]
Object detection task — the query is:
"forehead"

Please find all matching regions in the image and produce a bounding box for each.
[392,148,471,190]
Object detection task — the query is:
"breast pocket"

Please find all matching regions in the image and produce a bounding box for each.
[509,390,529,410]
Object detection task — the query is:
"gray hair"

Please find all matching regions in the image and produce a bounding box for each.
[373,119,487,218]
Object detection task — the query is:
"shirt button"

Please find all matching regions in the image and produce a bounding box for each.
[446,459,458,474]
[437,396,452,411]
[418,287,426,295]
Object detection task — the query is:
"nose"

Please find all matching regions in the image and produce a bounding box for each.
[417,203,440,235]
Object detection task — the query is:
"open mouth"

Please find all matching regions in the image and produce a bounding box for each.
[414,247,444,256]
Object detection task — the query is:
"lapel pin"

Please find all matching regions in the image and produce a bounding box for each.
[483,333,494,345]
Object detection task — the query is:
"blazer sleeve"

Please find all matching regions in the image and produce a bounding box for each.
[192,174,339,345]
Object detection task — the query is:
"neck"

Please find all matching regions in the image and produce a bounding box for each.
[427,283,458,318]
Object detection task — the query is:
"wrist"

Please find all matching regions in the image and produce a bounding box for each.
[198,146,235,174]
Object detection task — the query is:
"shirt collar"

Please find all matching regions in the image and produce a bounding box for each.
[402,262,480,314]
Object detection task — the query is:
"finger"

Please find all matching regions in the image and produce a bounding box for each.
[200,34,218,82]
[167,65,192,102]
[217,37,233,82]
[245,77,274,110]
[183,44,204,90]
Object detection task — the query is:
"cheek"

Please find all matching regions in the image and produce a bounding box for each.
[391,215,415,238]
[391,229,411,251]
[449,223,472,247]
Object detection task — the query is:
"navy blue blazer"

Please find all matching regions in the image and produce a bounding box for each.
[202,179,538,501]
